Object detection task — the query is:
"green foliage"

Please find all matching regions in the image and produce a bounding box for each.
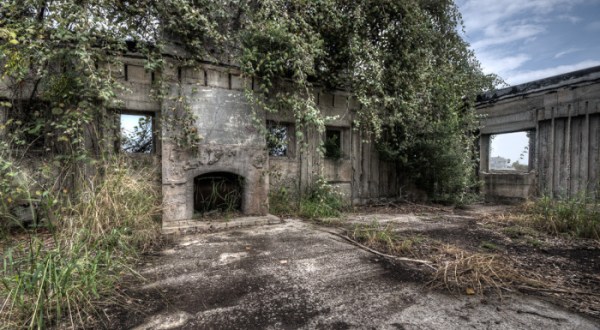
[351,222,422,255]
[233,0,496,198]
[323,131,342,160]
[299,177,345,219]
[531,195,600,239]
[268,186,299,217]
[0,159,161,329]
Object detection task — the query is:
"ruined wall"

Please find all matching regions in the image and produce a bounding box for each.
[477,66,600,200]
[265,90,401,206]
[1,52,403,227]
[160,64,269,225]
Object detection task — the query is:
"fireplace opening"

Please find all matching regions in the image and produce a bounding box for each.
[193,172,244,214]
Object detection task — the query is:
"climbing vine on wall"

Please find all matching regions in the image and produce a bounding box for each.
[1,0,498,200]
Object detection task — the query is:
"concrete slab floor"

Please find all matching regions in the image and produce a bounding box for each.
[116,219,599,330]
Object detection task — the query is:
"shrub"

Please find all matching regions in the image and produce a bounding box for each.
[298,177,345,219]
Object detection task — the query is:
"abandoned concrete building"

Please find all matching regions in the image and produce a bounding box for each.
[2,45,599,231]
[0,50,400,231]
[477,65,600,201]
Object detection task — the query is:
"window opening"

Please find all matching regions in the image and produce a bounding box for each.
[267,121,291,157]
[324,128,342,159]
[489,131,531,172]
[120,113,153,153]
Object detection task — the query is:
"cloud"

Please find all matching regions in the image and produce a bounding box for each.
[586,21,600,31]
[557,15,583,24]
[554,48,583,59]
[457,0,598,83]
[476,53,531,76]
[506,60,600,85]
[457,0,585,31]
[472,24,545,49]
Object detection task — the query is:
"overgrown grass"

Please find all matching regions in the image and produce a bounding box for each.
[0,158,161,329]
[268,186,299,217]
[530,195,600,239]
[269,177,346,220]
[350,222,423,256]
[299,178,345,219]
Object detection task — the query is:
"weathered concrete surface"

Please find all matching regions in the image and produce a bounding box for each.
[477,65,600,200]
[120,220,598,330]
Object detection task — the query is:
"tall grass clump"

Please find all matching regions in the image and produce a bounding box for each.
[0,158,161,329]
[298,177,345,219]
[531,195,600,239]
[269,186,300,217]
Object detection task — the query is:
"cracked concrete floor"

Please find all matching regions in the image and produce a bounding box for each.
[112,219,600,330]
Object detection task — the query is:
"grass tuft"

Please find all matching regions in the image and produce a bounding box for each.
[530,195,600,239]
[0,158,161,329]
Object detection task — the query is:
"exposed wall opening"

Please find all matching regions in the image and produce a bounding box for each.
[193,172,244,214]
[120,113,154,153]
[267,121,294,157]
[489,131,532,172]
[324,128,342,159]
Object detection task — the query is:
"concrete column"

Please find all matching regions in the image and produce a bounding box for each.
[479,134,490,173]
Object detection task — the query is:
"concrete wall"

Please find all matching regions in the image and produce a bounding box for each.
[0,53,403,228]
[160,63,269,225]
[265,90,401,206]
[477,66,600,200]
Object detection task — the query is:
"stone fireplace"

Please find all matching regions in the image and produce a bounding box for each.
[161,69,269,227]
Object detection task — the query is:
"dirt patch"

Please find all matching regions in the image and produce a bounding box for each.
[345,203,600,319]
[103,215,600,329]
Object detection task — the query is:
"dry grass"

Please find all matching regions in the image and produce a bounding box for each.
[428,244,539,295]
[0,158,162,329]
[350,222,424,257]
[346,206,600,319]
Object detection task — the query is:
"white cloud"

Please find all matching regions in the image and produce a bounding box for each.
[458,0,584,31]
[506,60,600,85]
[554,48,583,59]
[477,53,531,76]
[586,21,600,31]
[457,0,598,83]
[557,15,583,24]
[472,24,545,49]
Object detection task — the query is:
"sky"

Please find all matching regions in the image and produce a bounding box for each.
[457,0,600,86]
[489,131,529,167]
[457,0,600,168]
[121,114,144,134]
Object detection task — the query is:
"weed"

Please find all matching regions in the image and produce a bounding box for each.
[526,237,542,248]
[298,177,345,219]
[350,222,424,256]
[429,247,521,295]
[501,225,537,239]
[531,195,600,239]
[480,241,498,251]
[0,158,161,328]
[268,186,299,216]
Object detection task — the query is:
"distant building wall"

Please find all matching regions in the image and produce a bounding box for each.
[477,66,600,201]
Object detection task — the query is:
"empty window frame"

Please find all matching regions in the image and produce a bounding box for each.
[267,121,294,157]
[120,113,154,154]
[324,128,342,159]
[489,131,532,172]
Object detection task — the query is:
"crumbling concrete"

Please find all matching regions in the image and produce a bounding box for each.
[113,220,599,329]
[477,65,600,200]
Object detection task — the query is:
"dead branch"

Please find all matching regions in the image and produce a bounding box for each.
[516,285,600,297]
[320,228,437,271]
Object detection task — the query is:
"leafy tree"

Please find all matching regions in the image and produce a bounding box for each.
[1,0,497,198]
